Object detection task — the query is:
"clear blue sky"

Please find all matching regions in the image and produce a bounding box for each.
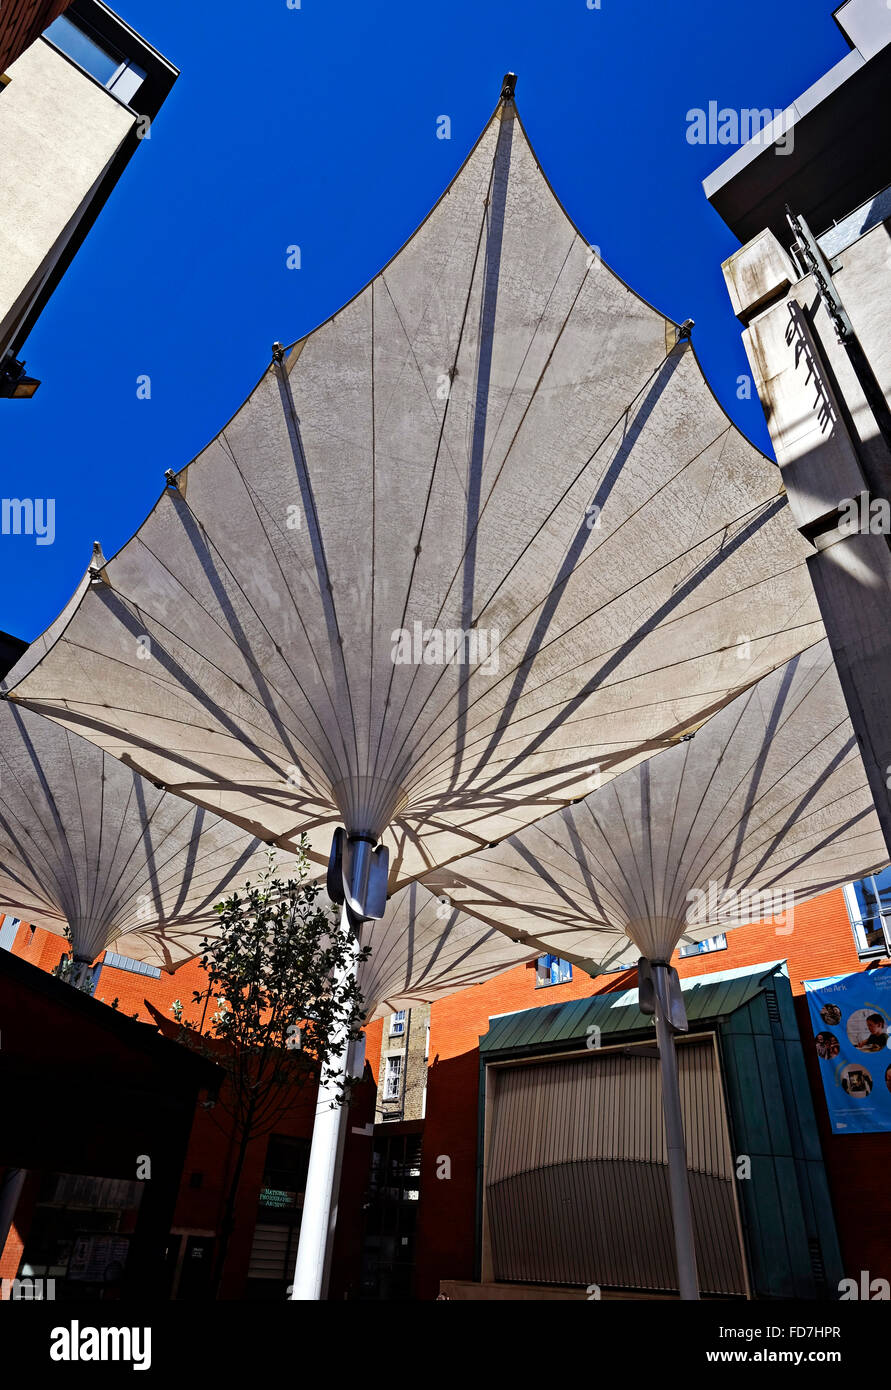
[2,0,848,641]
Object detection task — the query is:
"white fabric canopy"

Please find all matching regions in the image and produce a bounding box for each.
[0,688,532,1014]
[426,640,887,970]
[1,617,532,1009]
[8,97,821,889]
[0,687,278,970]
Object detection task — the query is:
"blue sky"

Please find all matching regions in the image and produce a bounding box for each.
[2,0,848,641]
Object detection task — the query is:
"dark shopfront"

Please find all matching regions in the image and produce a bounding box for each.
[0,947,219,1299]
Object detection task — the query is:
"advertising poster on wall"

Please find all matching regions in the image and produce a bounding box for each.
[804,968,891,1134]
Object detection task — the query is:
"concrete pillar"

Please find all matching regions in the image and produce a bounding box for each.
[723,230,891,859]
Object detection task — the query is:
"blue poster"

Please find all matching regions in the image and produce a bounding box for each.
[804,969,891,1134]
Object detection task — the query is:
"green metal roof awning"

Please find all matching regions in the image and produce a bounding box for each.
[480,960,788,1055]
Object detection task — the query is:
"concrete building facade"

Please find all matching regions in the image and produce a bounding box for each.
[706,0,891,858]
[374,1004,431,1124]
[0,0,176,396]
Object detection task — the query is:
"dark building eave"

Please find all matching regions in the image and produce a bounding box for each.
[704,39,891,245]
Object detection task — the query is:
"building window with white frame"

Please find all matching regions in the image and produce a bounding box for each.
[678,933,728,959]
[44,13,146,104]
[389,1009,406,1036]
[844,869,891,957]
[535,954,572,987]
[0,916,21,951]
[384,1054,403,1101]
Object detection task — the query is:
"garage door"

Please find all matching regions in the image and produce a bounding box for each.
[484,1038,747,1295]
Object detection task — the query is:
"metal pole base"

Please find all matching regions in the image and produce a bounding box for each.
[652,962,700,1302]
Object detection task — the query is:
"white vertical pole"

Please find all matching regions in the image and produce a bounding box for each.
[318,1033,366,1300]
[652,963,700,1302]
[290,901,357,1301]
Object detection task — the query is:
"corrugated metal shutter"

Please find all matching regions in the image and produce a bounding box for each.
[247,1224,293,1280]
[485,1039,746,1294]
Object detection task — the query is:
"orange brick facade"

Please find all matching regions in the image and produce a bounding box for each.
[2,885,887,1298]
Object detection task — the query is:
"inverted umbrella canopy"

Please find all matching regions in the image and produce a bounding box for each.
[427,639,887,967]
[6,85,822,887]
[1,606,533,1005]
[2,598,532,1007]
[350,880,534,1021]
[0,635,288,972]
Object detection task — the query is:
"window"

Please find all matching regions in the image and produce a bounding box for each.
[257,1136,310,1216]
[384,1054,403,1101]
[844,869,891,957]
[535,954,572,987]
[45,15,121,84]
[360,1134,422,1298]
[390,1009,406,1036]
[44,14,146,104]
[0,916,21,951]
[103,951,161,978]
[678,933,728,959]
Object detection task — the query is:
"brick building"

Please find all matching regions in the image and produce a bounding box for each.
[0,917,376,1301]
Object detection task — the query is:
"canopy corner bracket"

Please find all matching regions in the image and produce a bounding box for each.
[88,540,110,586]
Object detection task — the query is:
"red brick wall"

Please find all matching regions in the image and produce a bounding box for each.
[0,0,73,75]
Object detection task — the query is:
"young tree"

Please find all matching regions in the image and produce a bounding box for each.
[176,838,369,1297]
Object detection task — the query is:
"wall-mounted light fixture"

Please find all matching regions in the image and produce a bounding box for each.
[0,357,41,399]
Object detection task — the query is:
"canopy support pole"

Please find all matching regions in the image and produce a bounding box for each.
[71,955,92,989]
[290,899,357,1301]
[651,961,700,1302]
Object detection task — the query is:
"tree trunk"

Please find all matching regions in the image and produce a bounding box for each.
[209,1098,257,1300]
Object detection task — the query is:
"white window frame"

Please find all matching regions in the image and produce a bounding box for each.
[535,953,572,987]
[843,879,891,958]
[0,916,21,951]
[678,933,728,959]
[43,15,146,105]
[383,1053,403,1101]
[389,1009,406,1036]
